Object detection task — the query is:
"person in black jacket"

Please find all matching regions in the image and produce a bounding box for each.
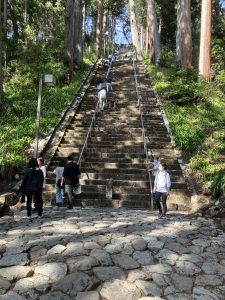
[62,155,80,209]
[21,158,44,220]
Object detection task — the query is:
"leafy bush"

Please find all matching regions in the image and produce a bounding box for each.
[158,48,177,68]
[211,169,225,198]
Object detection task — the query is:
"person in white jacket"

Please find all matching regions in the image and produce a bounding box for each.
[153,162,171,218]
[97,87,107,111]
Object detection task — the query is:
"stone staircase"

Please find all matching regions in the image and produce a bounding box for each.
[44,60,191,210]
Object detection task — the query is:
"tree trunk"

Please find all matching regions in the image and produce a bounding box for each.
[129,0,141,59]
[199,0,211,81]
[24,0,28,23]
[0,0,4,111]
[112,15,116,53]
[140,25,146,51]
[176,0,192,69]
[146,0,160,65]
[96,0,103,58]
[3,0,7,24]
[103,11,107,55]
[74,0,83,66]
[145,20,149,53]
[82,0,86,37]
[64,0,75,81]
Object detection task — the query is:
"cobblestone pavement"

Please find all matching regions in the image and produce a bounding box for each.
[0,208,225,300]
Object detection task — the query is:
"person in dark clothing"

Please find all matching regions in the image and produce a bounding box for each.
[62,155,80,209]
[21,158,44,220]
[103,60,109,71]
[96,77,103,91]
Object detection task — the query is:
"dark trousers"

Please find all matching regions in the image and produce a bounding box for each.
[26,191,43,217]
[155,192,168,214]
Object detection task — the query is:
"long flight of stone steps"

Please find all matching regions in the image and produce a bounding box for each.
[43,59,191,210]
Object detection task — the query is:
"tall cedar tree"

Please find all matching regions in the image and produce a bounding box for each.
[176,0,192,69]
[199,0,211,80]
[129,0,141,58]
[96,0,104,57]
[146,0,160,64]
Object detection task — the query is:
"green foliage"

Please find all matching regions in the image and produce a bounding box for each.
[211,169,225,198]
[214,70,225,93]
[146,59,206,106]
[156,0,177,50]
[212,39,225,74]
[135,0,147,27]
[144,56,225,198]
[165,104,205,154]
[0,56,94,170]
[158,48,176,68]
[104,0,127,16]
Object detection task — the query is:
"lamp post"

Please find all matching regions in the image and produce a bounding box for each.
[34,74,54,158]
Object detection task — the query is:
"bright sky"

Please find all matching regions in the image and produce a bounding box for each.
[115,17,131,45]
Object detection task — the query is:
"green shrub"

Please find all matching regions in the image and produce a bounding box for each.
[158,48,177,68]
[211,169,225,198]
[214,70,225,93]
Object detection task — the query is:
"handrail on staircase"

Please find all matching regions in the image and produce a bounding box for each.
[77,58,113,168]
[132,57,154,211]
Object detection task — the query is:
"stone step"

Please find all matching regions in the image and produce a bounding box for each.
[45,183,149,195]
[80,156,180,167]
[78,152,147,159]
[79,169,184,179]
[64,132,146,139]
[111,199,151,208]
[60,141,144,147]
[66,125,91,131]
[58,146,144,153]
[70,125,143,132]
[52,156,145,165]
[48,162,146,171]
[55,150,80,157]
[80,172,185,182]
[80,167,147,175]
[94,116,163,123]
[60,137,86,144]
[88,136,144,142]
